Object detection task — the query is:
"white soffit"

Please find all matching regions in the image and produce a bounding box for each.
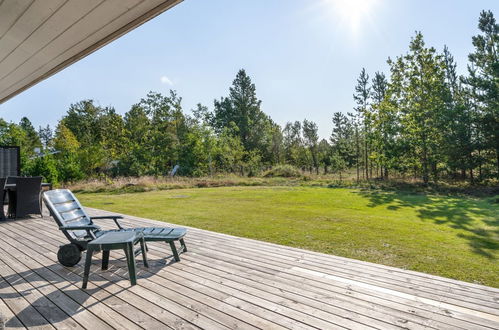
[0,0,182,103]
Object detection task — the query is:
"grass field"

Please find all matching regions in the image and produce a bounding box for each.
[77,186,499,287]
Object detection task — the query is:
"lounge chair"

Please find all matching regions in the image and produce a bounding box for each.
[43,189,187,267]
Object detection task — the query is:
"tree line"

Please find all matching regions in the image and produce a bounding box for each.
[0,10,497,185]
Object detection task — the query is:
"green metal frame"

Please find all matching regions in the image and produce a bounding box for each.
[82,231,149,289]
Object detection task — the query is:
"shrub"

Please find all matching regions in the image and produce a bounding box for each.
[27,155,59,184]
[262,165,301,178]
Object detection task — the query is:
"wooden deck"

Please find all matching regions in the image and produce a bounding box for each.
[0,208,498,330]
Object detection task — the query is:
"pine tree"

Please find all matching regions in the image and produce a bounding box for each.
[353,68,371,181]
[212,69,273,162]
[38,125,53,150]
[463,10,499,179]
[19,117,41,160]
[442,46,475,182]
[370,71,388,178]
[303,119,320,174]
[330,112,355,169]
[400,32,448,184]
[318,139,332,174]
[283,121,303,168]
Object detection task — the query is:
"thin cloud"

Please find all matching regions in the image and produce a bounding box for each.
[160,75,173,85]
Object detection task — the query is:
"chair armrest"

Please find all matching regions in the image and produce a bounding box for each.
[90,216,124,229]
[59,225,100,231]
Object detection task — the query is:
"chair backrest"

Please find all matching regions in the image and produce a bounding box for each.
[6,176,19,184]
[43,189,97,241]
[15,176,42,217]
[3,176,19,205]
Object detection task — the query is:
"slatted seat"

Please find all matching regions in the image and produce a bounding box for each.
[43,189,187,267]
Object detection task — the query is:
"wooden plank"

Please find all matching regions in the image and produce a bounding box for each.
[0,224,225,330]
[173,256,457,330]
[16,221,348,330]
[0,226,166,329]
[0,242,185,330]
[184,238,499,328]
[0,244,126,329]
[172,245,495,330]
[197,228,499,295]
[7,211,499,330]
[46,266,196,330]
[11,222,317,330]
[0,275,55,330]
[0,282,26,329]
[114,219,496,330]
[0,262,84,329]
[6,222,323,330]
[5,221,280,330]
[184,225,499,299]
[16,219,365,330]
[107,266,297,330]
[105,211,499,315]
[121,211,499,296]
[187,230,499,310]
[180,240,499,329]
[0,293,26,329]
[82,209,495,314]
[23,216,499,330]
[36,211,499,328]
[157,260,397,330]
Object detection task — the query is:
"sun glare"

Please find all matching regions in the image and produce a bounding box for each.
[322,0,379,37]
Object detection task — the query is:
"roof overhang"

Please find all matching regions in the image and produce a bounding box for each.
[0,0,183,104]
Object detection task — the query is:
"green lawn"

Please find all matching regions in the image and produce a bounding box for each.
[77,186,499,287]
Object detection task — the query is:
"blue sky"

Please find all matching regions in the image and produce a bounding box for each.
[1,0,497,138]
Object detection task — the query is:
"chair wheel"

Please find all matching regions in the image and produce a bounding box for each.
[58,244,82,267]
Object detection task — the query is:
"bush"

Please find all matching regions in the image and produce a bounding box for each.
[57,153,84,182]
[26,155,59,184]
[262,165,302,178]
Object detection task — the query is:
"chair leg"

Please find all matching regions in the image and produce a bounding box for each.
[0,201,5,221]
[82,248,94,289]
[140,238,149,268]
[101,250,110,270]
[7,191,15,219]
[169,241,180,262]
[180,238,187,252]
[39,194,43,217]
[124,245,130,260]
[126,243,137,286]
